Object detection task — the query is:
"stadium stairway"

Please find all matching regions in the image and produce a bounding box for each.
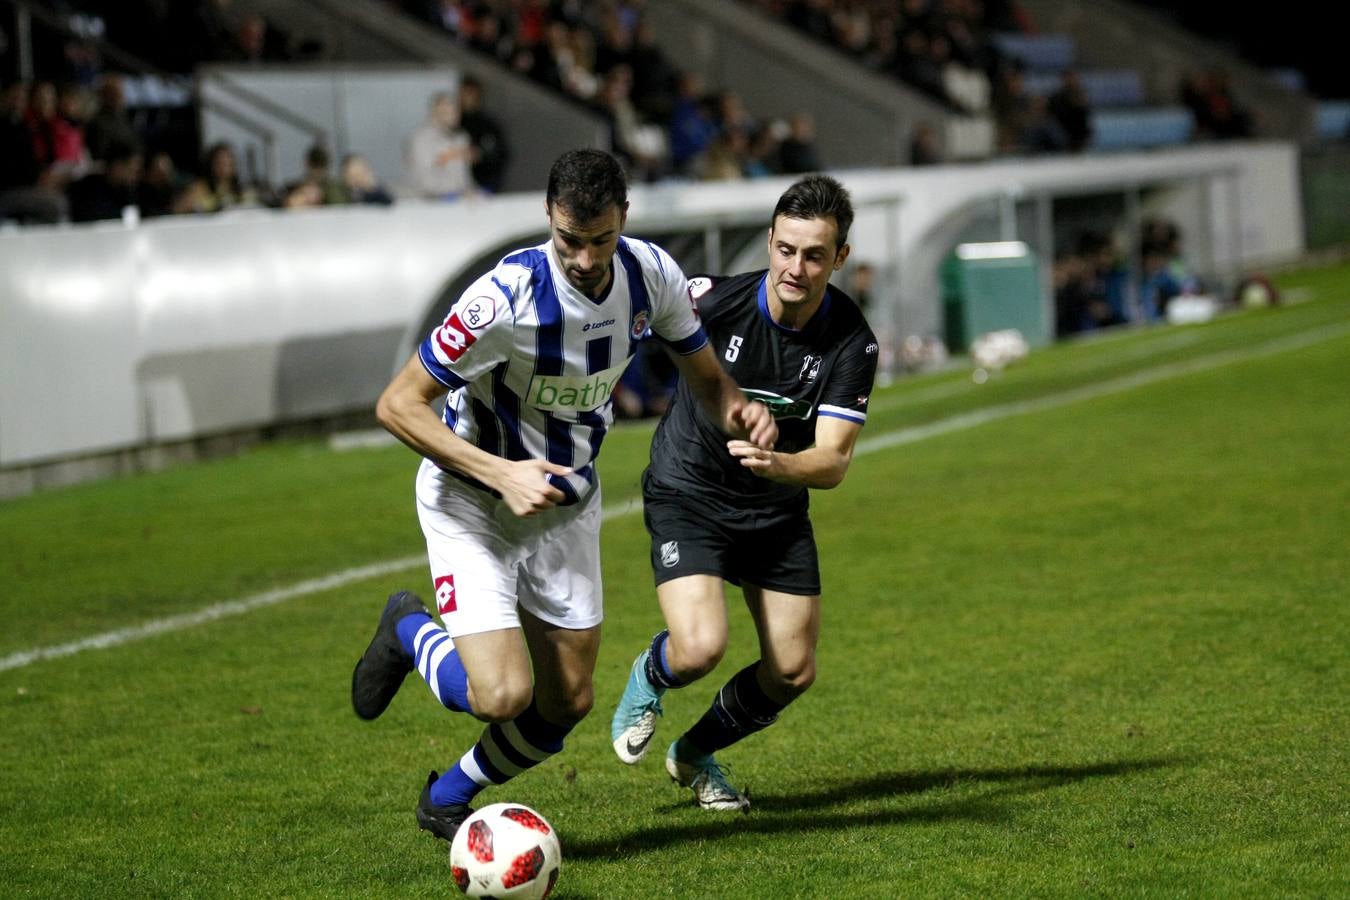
[214,0,610,193]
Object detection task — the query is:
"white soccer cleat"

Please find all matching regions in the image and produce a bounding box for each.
[665,742,751,812]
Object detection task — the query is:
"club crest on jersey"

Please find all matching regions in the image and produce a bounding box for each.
[660,541,680,568]
[799,355,822,383]
[435,313,476,362]
[631,310,651,340]
[460,297,496,331]
[434,574,457,614]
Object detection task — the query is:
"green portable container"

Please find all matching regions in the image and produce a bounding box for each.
[941,241,1047,352]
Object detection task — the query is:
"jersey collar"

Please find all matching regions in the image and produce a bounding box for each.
[757,273,833,335]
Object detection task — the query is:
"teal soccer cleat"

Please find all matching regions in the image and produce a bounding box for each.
[610,649,665,764]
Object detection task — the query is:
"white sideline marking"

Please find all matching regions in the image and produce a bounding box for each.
[0,499,642,674]
[2,322,1345,674]
[857,321,1350,455]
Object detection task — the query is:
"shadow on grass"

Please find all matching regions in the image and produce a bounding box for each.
[565,757,1182,861]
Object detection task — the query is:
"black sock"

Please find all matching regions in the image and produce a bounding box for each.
[682,661,787,756]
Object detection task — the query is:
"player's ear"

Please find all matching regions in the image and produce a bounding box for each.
[833,243,851,270]
[618,200,629,230]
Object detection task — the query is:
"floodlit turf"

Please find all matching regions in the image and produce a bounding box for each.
[1,265,1347,897]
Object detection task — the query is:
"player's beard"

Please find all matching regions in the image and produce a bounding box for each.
[568,265,609,295]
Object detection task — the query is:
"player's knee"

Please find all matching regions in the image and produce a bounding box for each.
[532,680,594,726]
[555,687,594,725]
[769,658,816,698]
[671,632,725,680]
[472,680,533,722]
[545,685,594,723]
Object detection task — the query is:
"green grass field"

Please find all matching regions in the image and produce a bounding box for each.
[2,265,1347,898]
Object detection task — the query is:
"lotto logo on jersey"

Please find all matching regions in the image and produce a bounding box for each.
[435,313,476,362]
[434,575,457,614]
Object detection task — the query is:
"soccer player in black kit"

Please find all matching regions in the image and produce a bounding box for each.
[610,174,878,809]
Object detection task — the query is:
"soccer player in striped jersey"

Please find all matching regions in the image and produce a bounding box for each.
[350,149,777,844]
[610,174,878,811]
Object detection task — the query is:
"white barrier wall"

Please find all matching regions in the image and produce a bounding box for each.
[0,143,1303,477]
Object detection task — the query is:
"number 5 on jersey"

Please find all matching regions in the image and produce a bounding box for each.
[725,334,743,363]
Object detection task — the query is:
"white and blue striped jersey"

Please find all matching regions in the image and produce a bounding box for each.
[419,236,707,504]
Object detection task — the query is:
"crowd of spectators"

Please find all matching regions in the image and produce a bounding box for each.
[2,0,1282,228]
[57,0,314,74]
[0,1,351,226]
[1,41,524,226]
[738,0,1267,157]
[396,0,826,181]
[742,0,1025,115]
[1181,67,1256,140]
[1053,218,1199,337]
[0,71,401,225]
[989,64,1095,155]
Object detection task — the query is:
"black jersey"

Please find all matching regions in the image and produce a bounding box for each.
[647,270,878,511]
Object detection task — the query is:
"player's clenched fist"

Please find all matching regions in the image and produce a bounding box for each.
[495,459,571,517]
[726,399,777,450]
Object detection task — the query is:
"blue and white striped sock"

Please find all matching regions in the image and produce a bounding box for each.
[430,698,573,808]
[397,615,470,713]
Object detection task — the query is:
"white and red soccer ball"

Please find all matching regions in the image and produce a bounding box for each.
[449,803,562,899]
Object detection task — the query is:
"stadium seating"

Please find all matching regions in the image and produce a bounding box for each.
[119,74,192,109]
[1315,102,1350,140]
[1089,107,1194,151]
[1023,70,1145,108]
[996,30,1190,152]
[991,33,1078,72]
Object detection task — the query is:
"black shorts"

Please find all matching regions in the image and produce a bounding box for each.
[642,479,821,596]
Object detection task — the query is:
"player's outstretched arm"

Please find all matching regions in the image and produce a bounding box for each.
[376,355,569,516]
[728,415,862,489]
[672,343,778,449]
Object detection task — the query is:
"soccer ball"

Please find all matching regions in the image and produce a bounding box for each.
[449,802,562,899]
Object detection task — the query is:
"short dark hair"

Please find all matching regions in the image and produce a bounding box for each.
[772,174,854,249]
[546,149,628,222]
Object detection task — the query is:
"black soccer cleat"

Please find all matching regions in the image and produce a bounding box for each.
[351,590,429,720]
[415,770,473,842]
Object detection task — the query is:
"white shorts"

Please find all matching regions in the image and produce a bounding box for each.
[414,458,603,638]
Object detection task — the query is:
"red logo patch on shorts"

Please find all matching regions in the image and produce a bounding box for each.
[434,575,457,614]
